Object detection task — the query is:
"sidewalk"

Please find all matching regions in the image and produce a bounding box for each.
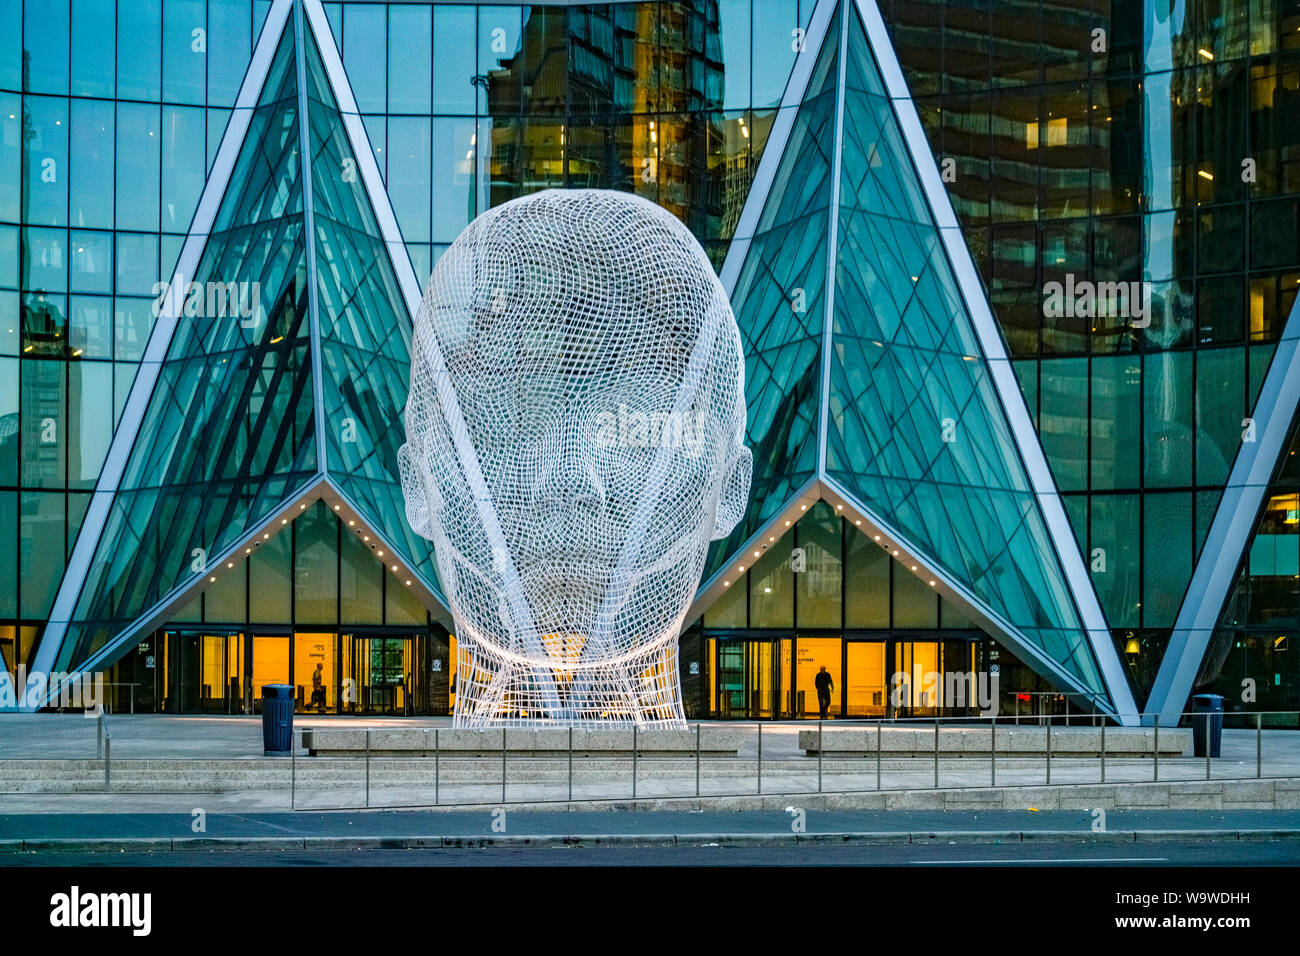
[2,808,1298,854]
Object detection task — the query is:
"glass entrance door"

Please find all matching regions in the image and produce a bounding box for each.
[794,637,842,718]
[200,634,243,714]
[163,632,242,713]
[347,635,413,714]
[893,641,941,717]
[715,639,783,718]
[890,640,979,717]
[845,641,886,717]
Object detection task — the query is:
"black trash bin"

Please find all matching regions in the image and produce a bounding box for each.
[262,684,295,756]
[1191,693,1224,758]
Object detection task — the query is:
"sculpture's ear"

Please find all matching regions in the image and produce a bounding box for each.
[711,444,752,540]
[398,442,444,540]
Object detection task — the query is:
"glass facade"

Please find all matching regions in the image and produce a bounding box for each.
[2,0,1297,721]
[707,0,837,574]
[880,0,1300,708]
[1,0,267,651]
[54,20,318,670]
[1194,411,1298,723]
[323,0,815,276]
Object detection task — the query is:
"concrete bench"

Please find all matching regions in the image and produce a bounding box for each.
[301,726,744,757]
[798,725,1192,758]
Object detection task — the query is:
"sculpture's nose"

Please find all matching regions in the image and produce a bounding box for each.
[533,413,605,511]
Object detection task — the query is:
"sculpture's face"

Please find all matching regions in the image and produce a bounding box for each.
[399,190,751,655]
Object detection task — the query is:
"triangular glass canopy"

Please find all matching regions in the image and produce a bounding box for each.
[704,0,1132,717]
[32,4,444,686]
[52,24,318,672]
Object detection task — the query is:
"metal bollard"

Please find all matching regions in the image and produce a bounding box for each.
[501,728,507,804]
[103,736,110,791]
[96,711,103,759]
[933,718,939,789]
[568,726,573,802]
[876,721,882,791]
[365,729,370,808]
[756,723,762,795]
[1100,720,1106,784]
[1256,712,1262,778]
[1206,716,1212,780]
[291,729,296,810]
[695,723,701,797]
[1153,715,1159,782]
[435,728,440,806]
[632,724,638,800]
[990,719,996,787]
[816,720,824,793]
[1045,718,1051,785]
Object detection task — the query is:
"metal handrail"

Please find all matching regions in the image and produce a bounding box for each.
[275,708,1290,812]
[0,705,1282,808]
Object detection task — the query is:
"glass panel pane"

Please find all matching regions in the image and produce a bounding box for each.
[387,4,431,114]
[795,502,841,628]
[703,576,746,627]
[845,525,889,628]
[117,2,162,101]
[24,0,69,95]
[341,515,383,625]
[1143,492,1193,627]
[163,0,208,105]
[748,540,792,628]
[21,491,64,618]
[294,502,337,625]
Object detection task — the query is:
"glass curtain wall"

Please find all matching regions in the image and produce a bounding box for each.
[878,0,1300,708]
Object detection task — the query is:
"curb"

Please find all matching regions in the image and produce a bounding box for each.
[4,829,1298,853]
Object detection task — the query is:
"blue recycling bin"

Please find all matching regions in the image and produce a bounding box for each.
[262,684,295,756]
[1191,693,1224,758]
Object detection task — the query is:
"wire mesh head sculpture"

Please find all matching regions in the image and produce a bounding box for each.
[398,189,751,728]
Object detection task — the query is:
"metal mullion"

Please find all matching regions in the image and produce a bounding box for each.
[293,0,328,479]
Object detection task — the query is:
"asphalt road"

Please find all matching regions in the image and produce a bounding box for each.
[4,807,1298,841]
[5,839,1299,866]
